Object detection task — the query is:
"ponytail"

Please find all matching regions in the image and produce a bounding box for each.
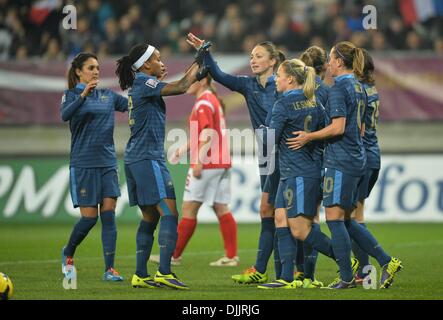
[303,66,316,102]
[67,52,98,89]
[116,55,135,90]
[353,47,365,80]
[115,43,150,90]
[276,50,286,71]
[333,41,365,78]
[360,48,375,85]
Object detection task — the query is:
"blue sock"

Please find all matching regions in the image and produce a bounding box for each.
[304,223,335,260]
[351,223,370,277]
[273,230,282,279]
[100,211,117,271]
[64,216,98,257]
[158,215,178,275]
[345,220,391,267]
[295,239,304,273]
[303,223,320,281]
[254,217,275,274]
[326,220,353,282]
[135,220,157,278]
[276,227,296,282]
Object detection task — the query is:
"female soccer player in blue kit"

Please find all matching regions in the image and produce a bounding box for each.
[257,58,327,289]
[116,43,202,290]
[186,33,285,284]
[291,46,330,288]
[289,42,402,289]
[350,49,402,287]
[61,52,128,282]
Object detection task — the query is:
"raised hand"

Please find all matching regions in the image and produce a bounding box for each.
[81,79,99,98]
[186,33,204,50]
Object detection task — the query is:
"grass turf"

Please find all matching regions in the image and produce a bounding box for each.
[0,223,442,300]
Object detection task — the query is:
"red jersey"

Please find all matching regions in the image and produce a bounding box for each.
[189,90,231,169]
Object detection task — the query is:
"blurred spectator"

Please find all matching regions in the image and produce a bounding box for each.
[350,31,368,49]
[434,38,443,55]
[2,0,443,60]
[15,43,28,60]
[102,18,119,54]
[387,16,407,49]
[42,37,63,60]
[216,3,241,45]
[370,31,390,51]
[221,17,246,53]
[268,12,293,50]
[406,31,423,50]
[117,14,143,53]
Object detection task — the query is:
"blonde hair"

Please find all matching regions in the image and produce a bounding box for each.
[280,59,316,102]
[333,41,365,79]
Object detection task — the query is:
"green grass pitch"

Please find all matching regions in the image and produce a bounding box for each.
[1,223,442,300]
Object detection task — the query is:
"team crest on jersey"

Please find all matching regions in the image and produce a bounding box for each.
[145,78,159,88]
[100,94,108,101]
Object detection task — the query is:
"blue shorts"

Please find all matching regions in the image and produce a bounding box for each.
[263,167,280,205]
[319,167,325,200]
[275,177,321,218]
[323,168,362,209]
[125,159,176,207]
[357,168,379,201]
[69,166,120,208]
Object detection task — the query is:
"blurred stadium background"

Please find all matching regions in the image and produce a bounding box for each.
[1,0,443,300]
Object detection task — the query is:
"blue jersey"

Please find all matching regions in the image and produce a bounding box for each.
[124,73,167,164]
[314,76,329,161]
[269,89,324,179]
[315,76,330,109]
[362,83,381,169]
[61,83,128,168]
[324,74,367,176]
[205,52,278,130]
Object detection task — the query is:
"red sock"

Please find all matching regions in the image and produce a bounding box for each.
[218,212,237,258]
[173,217,197,259]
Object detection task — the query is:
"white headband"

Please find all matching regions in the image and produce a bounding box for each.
[132,45,155,71]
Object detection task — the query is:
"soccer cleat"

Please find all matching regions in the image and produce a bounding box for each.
[380,257,403,289]
[325,278,356,289]
[149,254,182,266]
[231,266,268,284]
[294,271,305,281]
[154,271,189,290]
[302,278,324,289]
[61,246,74,278]
[131,274,159,288]
[103,268,124,281]
[351,257,360,276]
[327,257,360,288]
[209,256,240,267]
[257,279,302,289]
